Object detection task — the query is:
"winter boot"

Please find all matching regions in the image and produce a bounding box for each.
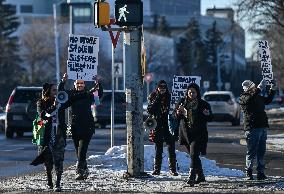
[54,174,62,192]
[187,168,196,187]
[168,158,178,176]
[75,161,86,180]
[257,172,267,180]
[47,172,53,189]
[196,168,206,184]
[82,162,89,179]
[246,169,253,180]
[152,158,162,175]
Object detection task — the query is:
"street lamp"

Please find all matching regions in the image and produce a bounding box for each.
[53,0,66,84]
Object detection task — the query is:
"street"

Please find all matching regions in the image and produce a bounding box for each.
[0,122,283,179]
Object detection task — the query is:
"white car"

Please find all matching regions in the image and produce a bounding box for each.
[203,91,240,126]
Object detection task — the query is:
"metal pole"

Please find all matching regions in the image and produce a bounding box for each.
[111,44,115,147]
[115,77,119,90]
[146,81,149,97]
[216,46,222,91]
[53,3,60,84]
[124,28,144,176]
[69,4,74,34]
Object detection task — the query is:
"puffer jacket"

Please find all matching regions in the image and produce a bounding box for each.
[239,88,275,131]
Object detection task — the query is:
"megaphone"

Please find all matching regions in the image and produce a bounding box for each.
[143,116,157,131]
[56,91,69,104]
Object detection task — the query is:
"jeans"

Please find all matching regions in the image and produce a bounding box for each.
[245,128,267,173]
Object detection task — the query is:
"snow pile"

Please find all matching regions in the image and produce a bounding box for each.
[267,134,284,151]
[88,145,244,177]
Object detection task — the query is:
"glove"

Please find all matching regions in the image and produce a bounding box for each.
[148,130,155,142]
[257,79,267,90]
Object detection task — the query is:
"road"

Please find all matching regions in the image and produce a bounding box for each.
[0,122,283,179]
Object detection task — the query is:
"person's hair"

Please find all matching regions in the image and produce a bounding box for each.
[185,83,201,100]
[42,83,56,100]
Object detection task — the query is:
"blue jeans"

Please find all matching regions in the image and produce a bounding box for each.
[245,128,267,173]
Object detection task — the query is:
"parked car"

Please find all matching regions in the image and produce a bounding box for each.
[0,106,5,131]
[265,95,284,110]
[5,86,42,138]
[94,91,126,128]
[203,91,240,126]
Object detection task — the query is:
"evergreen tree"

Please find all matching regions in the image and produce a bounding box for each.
[204,21,223,90]
[157,16,171,37]
[0,0,24,105]
[176,18,206,75]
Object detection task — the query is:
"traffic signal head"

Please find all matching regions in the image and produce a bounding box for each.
[115,0,143,27]
[94,1,110,27]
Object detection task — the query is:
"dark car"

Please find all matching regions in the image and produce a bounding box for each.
[94,91,126,128]
[5,86,42,138]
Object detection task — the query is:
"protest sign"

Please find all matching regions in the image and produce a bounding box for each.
[67,34,99,81]
[170,75,201,111]
[258,40,273,85]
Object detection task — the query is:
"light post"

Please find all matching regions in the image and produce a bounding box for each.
[53,1,64,84]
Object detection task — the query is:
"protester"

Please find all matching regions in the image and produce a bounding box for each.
[173,83,212,186]
[147,80,178,176]
[35,82,67,192]
[60,73,103,180]
[239,79,276,180]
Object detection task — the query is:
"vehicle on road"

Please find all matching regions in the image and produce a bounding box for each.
[203,91,240,126]
[5,86,42,138]
[265,95,284,110]
[0,106,5,131]
[94,91,126,128]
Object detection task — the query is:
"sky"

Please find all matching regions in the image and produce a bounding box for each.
[201,0,255,58]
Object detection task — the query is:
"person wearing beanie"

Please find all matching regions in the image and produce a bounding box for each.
[173,83,213,187]
[239,79,276,180]
[146,80,178,176]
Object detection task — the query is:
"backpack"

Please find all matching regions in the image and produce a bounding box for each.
[32,115,46,146]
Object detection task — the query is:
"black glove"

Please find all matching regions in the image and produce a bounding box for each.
[270,80,277,90]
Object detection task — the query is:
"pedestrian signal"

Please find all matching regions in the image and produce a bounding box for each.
[115,0,143,27]
[94,1,110,27]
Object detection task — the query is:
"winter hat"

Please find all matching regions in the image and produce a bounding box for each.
[157,80,167,87]
[242,80,255,92]
[186,82,201,99]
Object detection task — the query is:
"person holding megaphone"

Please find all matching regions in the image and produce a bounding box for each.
[146,80,178,176]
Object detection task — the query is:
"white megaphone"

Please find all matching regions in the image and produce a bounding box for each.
[56,91,68,104]
[143,116,157,131]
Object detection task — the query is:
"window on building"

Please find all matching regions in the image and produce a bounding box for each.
[20,5,33,13]
[73,7,91,23]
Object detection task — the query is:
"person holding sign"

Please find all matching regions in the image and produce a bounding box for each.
[173,83,212,187]
[59,73,103,180]
[239,79,276,180]
[147,80,178,176]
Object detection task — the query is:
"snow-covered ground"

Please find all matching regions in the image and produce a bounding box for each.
[0,145,283,193]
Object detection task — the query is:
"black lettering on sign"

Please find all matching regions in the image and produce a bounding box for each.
[69,36,78,44]
[80,36,98,45]
[68,44,77,52]
[258,41,268,49]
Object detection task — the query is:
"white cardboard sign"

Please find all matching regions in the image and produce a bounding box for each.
[67,34,99,81]
[258,40,273,85]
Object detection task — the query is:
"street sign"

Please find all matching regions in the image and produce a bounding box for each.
[144,73,153,83]
[203,81,210,89]
[114,62,123,77]
[115,0,143,27]
[225,82,231,90]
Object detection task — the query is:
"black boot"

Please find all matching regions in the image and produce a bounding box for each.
[246,169,253,180]
[47,172,53,189]
[54,174,62,192]
[168,158,178,176]
[187,168,196,187]
[152,158,162,175]
[196,168,206,183]
[257,172,267,180]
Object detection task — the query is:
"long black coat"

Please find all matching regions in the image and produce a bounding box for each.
[147,90,172,143]
[60,81,103,138]
[239,88,275,131]
[173,97,212,155]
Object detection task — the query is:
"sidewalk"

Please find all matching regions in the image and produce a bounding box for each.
[0,145,284,193]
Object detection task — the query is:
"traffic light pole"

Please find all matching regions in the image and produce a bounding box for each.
[124,28,145,177]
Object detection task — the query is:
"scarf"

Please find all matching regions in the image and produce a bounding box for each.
[186,98,198,126]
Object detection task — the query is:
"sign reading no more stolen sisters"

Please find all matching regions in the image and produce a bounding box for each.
[67,34,99,81]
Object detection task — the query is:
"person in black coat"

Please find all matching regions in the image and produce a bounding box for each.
[59,73,103,180]
[239,79,276,180]
[173,83,212,186]
[147,80,178,176]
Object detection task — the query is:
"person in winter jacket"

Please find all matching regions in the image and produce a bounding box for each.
[59,73,103,180]
[36,81,97,191]
[147,80,178,176]
[173,83,212,186]
[239,79,276,180]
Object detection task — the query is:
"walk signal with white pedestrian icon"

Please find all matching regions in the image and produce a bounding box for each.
[115,0,143,27]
